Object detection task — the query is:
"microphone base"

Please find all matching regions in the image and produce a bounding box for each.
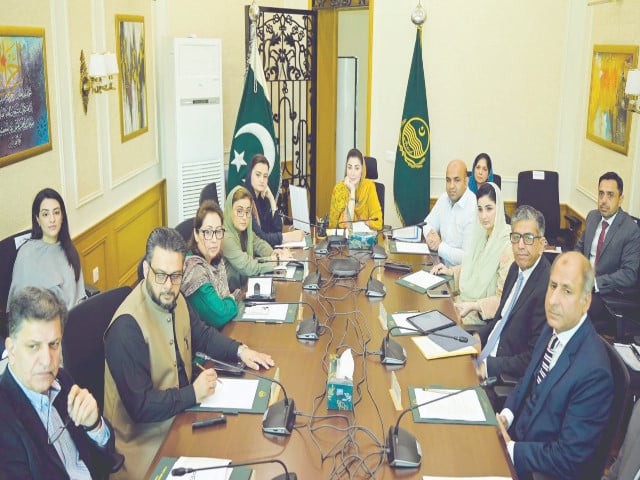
[296,317,319,340]
[314,239,329,255]
[380,337,407,365]
[302,271,322,290]
[327,235,348,248]
[272,474,298,480]
[366,278,386,297]
[372,244,387,260]
[262,399,296,435]
[386,426,422,468]
[329,257,359,277]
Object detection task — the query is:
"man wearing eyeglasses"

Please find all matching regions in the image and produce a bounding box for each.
[0,287,116,479]
[474,206,550,387]
[103,227,274,480]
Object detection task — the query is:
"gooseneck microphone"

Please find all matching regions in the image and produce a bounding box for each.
[387,377,497,468]
[366,264,386,298]
[171,458,297,479]
[258,258,322,290]
[196,352,297,435]
[245,301,320,341]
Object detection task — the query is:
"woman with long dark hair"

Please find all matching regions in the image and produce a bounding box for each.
[9,188,85,310]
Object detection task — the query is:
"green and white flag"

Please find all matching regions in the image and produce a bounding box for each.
[227,26,280,197]
[394,28,430,226]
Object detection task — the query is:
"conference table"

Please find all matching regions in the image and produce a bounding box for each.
[147,241,517,479]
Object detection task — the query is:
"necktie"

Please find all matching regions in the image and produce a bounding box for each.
[476,272,525,366]
[536,334,559,384]
[595,220,609,265]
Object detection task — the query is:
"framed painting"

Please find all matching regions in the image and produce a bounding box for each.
[0,27,52,168]
[115,14,148,142]
[586,44,638,155]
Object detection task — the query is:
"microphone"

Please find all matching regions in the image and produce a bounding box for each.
[171,458,297,479]
[245,301,320,340]
[196,352,297,435]
[387,377,497,468]
[383,259,434,273]
[366,264,386,298]
[277,212,330,254]
[258,258,322,291]
[381,221,427,234]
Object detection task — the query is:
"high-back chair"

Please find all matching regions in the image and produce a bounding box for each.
[364,156,385,226]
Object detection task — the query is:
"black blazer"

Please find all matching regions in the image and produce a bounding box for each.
[0,367,115,479]
[477,255,551,379]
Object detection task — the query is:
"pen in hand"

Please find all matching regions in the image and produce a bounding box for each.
[196,362,223,384]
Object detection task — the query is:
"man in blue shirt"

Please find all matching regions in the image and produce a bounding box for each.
[0,287,116,479]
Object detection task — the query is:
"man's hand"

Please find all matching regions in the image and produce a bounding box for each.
[475,360,487,380]
[472,332,482,354]
[425,230,441,251]
[193,368,219,403]
[455,301,480,318]
[68,385,100,431]
[496,413,512,442]
[239,348,275,370]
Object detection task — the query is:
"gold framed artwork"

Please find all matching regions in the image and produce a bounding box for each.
[115,14,148,142]
[586,44,638,155]
[0,27,52,168]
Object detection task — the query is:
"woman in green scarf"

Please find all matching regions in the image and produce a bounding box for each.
[222,186,291,291]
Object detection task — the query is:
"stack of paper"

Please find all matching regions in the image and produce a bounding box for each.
[392,225,421,242]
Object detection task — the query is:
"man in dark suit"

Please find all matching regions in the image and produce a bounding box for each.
[575,171,640,320]
[497,252,613,480]
[0,287,116,479]
[475,205,550,381]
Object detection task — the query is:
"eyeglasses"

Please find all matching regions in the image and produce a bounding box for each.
[234,207,252,218]
[148,264,183,285]
[199,228,226,240]
[510,233,542,245]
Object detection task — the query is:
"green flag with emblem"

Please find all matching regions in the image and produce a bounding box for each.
[227,25,280,197]
[394,28,430,226]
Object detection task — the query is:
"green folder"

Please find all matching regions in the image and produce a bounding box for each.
[235,302,298,323]
[148,457,252,480]
[186,377,272,414]
[408,385,497,426]
[387,312,422,336]
[395,269,447,294]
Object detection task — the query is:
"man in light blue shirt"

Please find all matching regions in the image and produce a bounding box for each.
[422,159,477,266]
[0,287,116,479]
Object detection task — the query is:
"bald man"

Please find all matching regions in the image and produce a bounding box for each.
[421,159,477,266]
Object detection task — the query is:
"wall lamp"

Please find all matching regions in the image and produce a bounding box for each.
[625,69,640,114]
[80,49,119,114]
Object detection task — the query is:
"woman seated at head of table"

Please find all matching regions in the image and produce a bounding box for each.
[468,152,495,193]
[431,182,513,325]
[222,186,293,292]
[328,148,383,231]
[8,188,85,311]
[244,154,306,247]
[181,200,243,329]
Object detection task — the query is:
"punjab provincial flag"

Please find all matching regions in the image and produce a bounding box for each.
[227,29,280,197]
[394,28,430,226]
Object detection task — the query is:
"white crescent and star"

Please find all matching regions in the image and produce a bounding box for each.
[231,122,277,173]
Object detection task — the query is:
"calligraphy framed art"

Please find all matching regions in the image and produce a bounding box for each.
[0,27,52,168]
[586,44,638,155]
[115,14,148,142]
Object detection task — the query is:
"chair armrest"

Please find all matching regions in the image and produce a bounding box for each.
[564,214,581,232]
[85,283,100,298]
[533,472,561,480]
[111,451,125,473]
[499,373,518,386]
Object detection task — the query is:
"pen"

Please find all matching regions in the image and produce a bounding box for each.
[429,331,468,343]
[191,415,227,430]
[631,344,640,363]
[195,363,223,384]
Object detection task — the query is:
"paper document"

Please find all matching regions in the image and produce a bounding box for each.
[614,343,640,371]
[168,457,232,480]
[394,241,431,254]
[328,228,349,236]
[392,225,421,242]
[391,312,423,334]
[277,239,307,248]
[351,221,372,233]
[200,378,260,410]
[401,270,445,290]
[289,185,311,233]
[414,388,486,423]
[242,303,289,321]
[412,335,477,360]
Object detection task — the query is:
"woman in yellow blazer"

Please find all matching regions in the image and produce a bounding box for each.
[328,148,383,231]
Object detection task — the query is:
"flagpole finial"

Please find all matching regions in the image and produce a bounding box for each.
[249,1,260,23]
[411,1,426,26]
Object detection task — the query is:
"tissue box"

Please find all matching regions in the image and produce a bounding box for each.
[327,354,353,410]
[348,231,377,250]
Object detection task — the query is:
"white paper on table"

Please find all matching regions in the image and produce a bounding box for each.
[392,225,421,242]
[401,269,445,290]
[391,312,423,334]
[242,303,289,321]
[423,476,512,480]
[395,241,431,255]
[411,336,477,359]
[285,265,297,278]
[614,343,640,371]
[328,228,349,236]
[351,221,372,233]
[168,457,232,480]
[414,388,486,423]
[289,185,311,233]
[276,239,307,248]
[200,378,260,410]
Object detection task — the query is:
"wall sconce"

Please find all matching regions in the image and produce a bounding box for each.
[625,69,640,114]
[80,49,119,114]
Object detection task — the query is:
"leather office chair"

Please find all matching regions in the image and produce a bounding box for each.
[364,156,385,226]
[174,218,194,243]
[516,170,581,250]
[199,181,219,206]
[174,182,220,243]
[0,229,30,338]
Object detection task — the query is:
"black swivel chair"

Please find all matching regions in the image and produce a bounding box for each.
[199,181,219,206]
[62,285,131,476]
[516,170,581,250]
[0,229,31,338]
[364,156,385,226]
[174,182,221,243]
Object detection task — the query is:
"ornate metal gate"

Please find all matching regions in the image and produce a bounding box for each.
[246,6,317,219]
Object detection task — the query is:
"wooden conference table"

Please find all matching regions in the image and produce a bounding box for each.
[147,244,517,479]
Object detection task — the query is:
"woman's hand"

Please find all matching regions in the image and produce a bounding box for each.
[271,248,293,263]
[430,263,451,276]
[282,229,305,243]
[231,288,244,303]
[264,186,277,211]
[343,176,357,195]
